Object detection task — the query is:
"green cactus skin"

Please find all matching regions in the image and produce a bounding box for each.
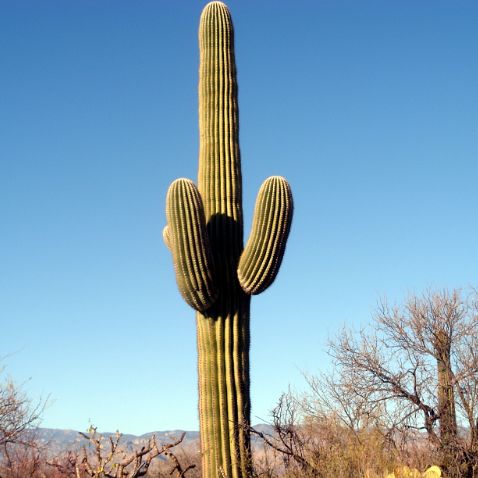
[165,178,217,312]
[238,176,293,295]
[164,2,293,477]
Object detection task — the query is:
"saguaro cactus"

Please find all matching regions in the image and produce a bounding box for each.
[164,2,293,477]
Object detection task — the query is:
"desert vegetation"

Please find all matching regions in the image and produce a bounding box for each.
[2,287,477,477]
[249,288,478,478]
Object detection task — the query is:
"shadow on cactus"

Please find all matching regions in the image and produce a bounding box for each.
[163,2,293,478]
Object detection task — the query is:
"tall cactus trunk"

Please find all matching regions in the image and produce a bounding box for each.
[197,5,251,476]
[197,297,251,478]
[164,3,293,478]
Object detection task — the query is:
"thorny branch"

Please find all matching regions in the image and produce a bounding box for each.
[47,427,196,478]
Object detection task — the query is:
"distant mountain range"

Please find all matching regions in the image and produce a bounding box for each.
[32,425,273,457]
[32,427,200,457]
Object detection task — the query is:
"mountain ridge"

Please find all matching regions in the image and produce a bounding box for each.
[30,424,272,456]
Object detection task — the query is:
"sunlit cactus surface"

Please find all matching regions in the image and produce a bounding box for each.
[164,2,293,477]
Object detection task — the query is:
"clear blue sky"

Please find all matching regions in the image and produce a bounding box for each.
[1,0,477,435]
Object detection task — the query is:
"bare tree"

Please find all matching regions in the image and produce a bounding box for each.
[48,426,197,478]
[0,370,46,478]
[0,374,44,449]
[328,288,478,477]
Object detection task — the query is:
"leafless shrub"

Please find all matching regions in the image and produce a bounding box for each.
[250,390,403,478]
[0,372,45,449]
[250,392,320,477]
[45,426,197,478]
[0,369,47,478]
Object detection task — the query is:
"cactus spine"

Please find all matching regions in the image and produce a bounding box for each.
[164,3,293,477]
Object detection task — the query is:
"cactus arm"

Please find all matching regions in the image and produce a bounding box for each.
[238,176,293,295]
[165,178,217,312]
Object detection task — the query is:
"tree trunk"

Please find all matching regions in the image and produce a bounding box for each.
[435,328,459,473]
